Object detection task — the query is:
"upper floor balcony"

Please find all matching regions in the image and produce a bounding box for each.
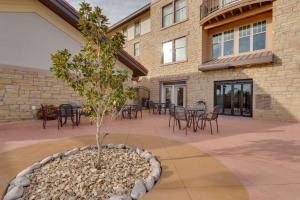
[200,0,273,28]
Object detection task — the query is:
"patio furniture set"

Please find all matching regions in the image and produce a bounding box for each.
[148,101,220,135]
[40,103,83,129]
[120,104,143,119]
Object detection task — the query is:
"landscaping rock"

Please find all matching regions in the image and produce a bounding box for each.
[130,180,146,200]
[141,151,152,161]
[151,167,161,181]
[17,163,41,177]
[135,148,143,155]
[64,148,79,156]
[11,177,30,187]
[79,146,90,151]
[52,152,63,159]
[145,176,155,191]
[3,186,23,200]
[40,156,53,165]
[109,195,132,200]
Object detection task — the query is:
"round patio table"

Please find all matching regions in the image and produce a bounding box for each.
[186,107,205,132]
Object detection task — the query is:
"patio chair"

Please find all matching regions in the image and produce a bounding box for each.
[58,104,76,128]
[131,104,143,119]
[168,104,175,127]
[173,106,190,135]
[148,101,154,114]
[40,104,58,129]
[194,101,207,129]
[202,106,220,135]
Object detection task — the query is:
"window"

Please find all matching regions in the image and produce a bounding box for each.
[122,27,128,40]
[253,21,266,50]
[239,21,267,53]
[162,0,187,28]
[175,37,186,61]
[223,30,234,56]
[134,22,140,37]
[212,33,222,58]
[163,41,173,64]
[175,0,187,23]
[134,42,140,57]
[239,25,251,53]
[162,4,173,28]
[163,37,187,64]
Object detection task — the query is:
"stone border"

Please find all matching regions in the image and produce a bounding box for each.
[3,144,161,200]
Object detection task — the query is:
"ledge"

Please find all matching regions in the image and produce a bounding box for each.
[199,51,273,72]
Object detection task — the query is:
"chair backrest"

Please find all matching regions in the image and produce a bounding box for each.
[195,101,206,111]
[175,106,187,120]
[211,106,219,120]
[40,104,47,118]
[169,104,175,115]
[59,104,73,116]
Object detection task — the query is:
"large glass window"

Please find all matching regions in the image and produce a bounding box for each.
[162,4,173,28]
[223,30,234,56]
[163,41,173,64]
[134,22,140,37]
[253,21,266,51]
[175,37,186,61]
[134,42,140,57]
[212,33,222,58]
[239,25,251,53]
[175,0,187,23]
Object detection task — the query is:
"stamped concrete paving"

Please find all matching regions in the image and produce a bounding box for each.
[0,134,248,200]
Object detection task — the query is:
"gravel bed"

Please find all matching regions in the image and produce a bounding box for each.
[3,145,161,200]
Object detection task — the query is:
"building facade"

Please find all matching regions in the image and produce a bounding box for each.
[0,0,147,121]
[109,0,300,121]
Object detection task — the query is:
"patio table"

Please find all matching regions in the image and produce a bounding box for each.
[59,105,82,126]
[186,107,205,132]
[153,103,167,115]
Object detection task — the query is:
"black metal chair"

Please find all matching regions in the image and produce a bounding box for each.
[131,104,143,119]
[41,104,58,129]
[58,104,76,128]
[173,106,190,135]
[194,101,207,130]
[202,106,220,135]
[168,104,175,127]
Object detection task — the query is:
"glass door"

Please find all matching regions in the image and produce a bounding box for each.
[214,80,253,117]
[161,83,186,107]
[174,85,186,107]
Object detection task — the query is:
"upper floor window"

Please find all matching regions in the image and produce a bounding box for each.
[134,21,140,37]
[162,0,187,28]
[122,27,128,40]
[223,30,234,56]
[163,36,187,64]
[239,21,266,53]
[134,42,140,57]
[212,33,222,58]
[175,0,187,23]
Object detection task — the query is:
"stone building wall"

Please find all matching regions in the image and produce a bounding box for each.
[0,65,82,121]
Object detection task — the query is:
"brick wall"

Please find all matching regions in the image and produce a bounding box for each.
[0,65,82,121]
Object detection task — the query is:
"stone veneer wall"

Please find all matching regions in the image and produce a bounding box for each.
[0,65,82,121]
[115,0,300,121]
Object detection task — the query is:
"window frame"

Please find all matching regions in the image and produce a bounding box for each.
[162,0,187,28]
[134,42,140,57]
[134,21,141,37]
[162,36,187,64]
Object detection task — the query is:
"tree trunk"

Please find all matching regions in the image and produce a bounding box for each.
[95,114,102,169]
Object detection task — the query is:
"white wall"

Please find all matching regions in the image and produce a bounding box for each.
[0,12,81,70]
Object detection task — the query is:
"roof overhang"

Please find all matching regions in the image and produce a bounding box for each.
[39,0,148,78]
[199,51,273,72]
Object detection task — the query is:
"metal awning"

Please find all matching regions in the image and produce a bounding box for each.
[199,51,273,72]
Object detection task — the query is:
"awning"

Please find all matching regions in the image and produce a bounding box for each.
[199,51,273,72]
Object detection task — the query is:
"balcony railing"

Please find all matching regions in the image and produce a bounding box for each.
[200,0,241,20]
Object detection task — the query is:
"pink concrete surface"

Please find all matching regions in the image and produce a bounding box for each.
[1,112,300,200]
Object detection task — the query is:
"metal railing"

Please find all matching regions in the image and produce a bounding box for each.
[200,0,242,20]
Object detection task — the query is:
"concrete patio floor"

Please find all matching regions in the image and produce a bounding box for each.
[1,112,300,200]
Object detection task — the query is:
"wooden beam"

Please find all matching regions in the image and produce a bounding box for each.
[203,4,272,30]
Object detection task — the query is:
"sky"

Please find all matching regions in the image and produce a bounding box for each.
[67,0,150,26]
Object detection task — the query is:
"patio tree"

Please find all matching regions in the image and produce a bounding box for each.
[50,2,136,169]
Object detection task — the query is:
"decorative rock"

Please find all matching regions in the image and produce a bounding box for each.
[17,163,41,177]
[135,148,143,155]
[11,177,30,187]
[141,151,152,161]
[130,180,146,200]
[109,195,132,200]
[3,186,24,200]
[52,152,63,159]
[145,176,155,191]
[151,167,161,182]
[149,158,160,168]
[117,144,125,149]
[79,146,90,151]
[40,156,53,165]
[64,148,79,156]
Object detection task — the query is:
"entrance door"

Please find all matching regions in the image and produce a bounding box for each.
[161,83,186,107]
[214,80,253,117]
